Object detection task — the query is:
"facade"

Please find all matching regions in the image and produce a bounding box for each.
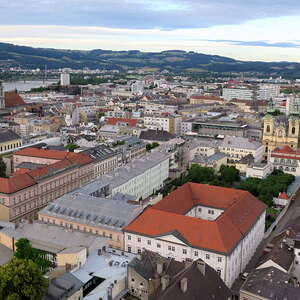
[262,110,300,158]
[127,251,232,300]
[144,115,182,135]
[223,87,254,101]
[0,129,22,154]
[124,183,266,287]
[79,151,169,201]
[0,148,94,222]
[219,136,264,163]
[269,145,300,176]
[246,162,273,179]
[189,95,224,105]
[190,152,227,172]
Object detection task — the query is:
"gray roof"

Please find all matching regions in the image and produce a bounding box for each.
[82,144,118,161]
[16,162,47,170]
[0,129,21,143]
[0,222,107,254]
[188,138,221,150]
[220,135,263,150]
[80,151,169,195]
[241,267,300,300]
[40,193,143,231]
[0,244,13,266]
[191,152,227,164]
[139,129,175,142]
[44,272,83,300]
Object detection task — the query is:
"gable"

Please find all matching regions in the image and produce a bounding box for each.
[157,234,187,246]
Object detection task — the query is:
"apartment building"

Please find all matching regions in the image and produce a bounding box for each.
[219,136,264,163]
[144,114,182,135]
[124,183,266,287]
[0,148,95,222]
[223,87,254,101]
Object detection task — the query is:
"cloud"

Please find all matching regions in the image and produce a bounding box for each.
[207,40,300,48]
[0,0,300,29]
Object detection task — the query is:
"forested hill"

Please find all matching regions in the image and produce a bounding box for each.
[1,42,300,76]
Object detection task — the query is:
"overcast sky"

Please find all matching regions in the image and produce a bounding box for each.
[1,0,300,61]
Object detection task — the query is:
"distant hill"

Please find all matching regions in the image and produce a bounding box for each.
[1,42,300,76]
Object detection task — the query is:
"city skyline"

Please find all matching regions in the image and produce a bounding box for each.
[0,1,300,62]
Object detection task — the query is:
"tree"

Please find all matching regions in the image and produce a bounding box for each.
[15,239,52,273]
[0,157,7,178]
[219,165,240,184]
[0,258,49,300]
[66,143,80,152]
[187,164,215,183]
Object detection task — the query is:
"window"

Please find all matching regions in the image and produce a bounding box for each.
[128,246,132,253]
[266,125,270,133]
[131,278,135,282]
[217,269,221,276]
[137,249,141,254]
[194,251,198,256]
[137,238,141,242]
[198,207,202,212]
[183,249,187,254]
[208,209,214,215]
[218,257,222,262]
[157,243,161,248]
[147,240,151,245]
[168,246,171,251]
[292,127,296,134]
[206,254,210,259]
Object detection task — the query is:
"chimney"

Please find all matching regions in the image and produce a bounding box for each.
[196,260,206,276]
[180,278,188,293]
[157,262,164,275]
[161,274,170,291]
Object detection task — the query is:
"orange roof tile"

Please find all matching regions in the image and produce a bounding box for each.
[14,148,70,160]
[124,183,266,254]
[4,91,26,108]
[106,118,140,127]
[0,174,36,194]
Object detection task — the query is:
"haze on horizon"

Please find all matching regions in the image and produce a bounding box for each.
[1,0,300,62]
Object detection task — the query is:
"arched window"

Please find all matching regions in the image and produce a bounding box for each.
[292,127,296,135]
[266,125,270,133]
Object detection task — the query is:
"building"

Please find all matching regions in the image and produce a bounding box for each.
[219,136,264,163]
[192,120,248,137]
[189,95,224,105]
[0,82,4,109]
[144,115,182,135]
[139,129,175,144]
[246,162,273,179]
[127,250,233,300]
[124,183,266,287]
[0,222,107,268]
[262,109,300,158]
[270,146,300,176]
[38,192,143,250]
[223,88,254,101]
[189,152,227,172]
[79,151,169,201]
[4,90,26,108]
[82,144,122,177]
[258,84,280,100]
[60,72,70,86]
[132,81,144,94]
[273,192,290,207]
[0,148,94,222]
[0,129,22,154]
[240,267,300,300]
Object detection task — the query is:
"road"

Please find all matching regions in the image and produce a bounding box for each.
[231,187,300,296]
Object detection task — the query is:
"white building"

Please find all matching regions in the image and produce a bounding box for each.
[246,162,273,179]
[60,72,70,86]
[124,183,266,287]
[223,88,253,101]
[144,114,182,135]
[258,84,280,100]
[181,120,193,135]
[79,151,169,201]
[270,145,300,176]
[219,136,264,163]
[131,81,144,95]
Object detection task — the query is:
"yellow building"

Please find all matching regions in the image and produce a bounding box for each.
[0,129,22,154]
[262,109,300,159]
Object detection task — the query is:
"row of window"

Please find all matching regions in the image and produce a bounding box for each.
[0,141,21,152]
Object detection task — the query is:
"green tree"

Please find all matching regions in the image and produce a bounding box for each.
[0,258,49,300]
[66,143,80,152]
[15,239,52,273]
[219,165,240,184]
[187,164,215,183]
[0,157,7,178]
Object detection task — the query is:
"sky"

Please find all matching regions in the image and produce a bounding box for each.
[1,0,300,62]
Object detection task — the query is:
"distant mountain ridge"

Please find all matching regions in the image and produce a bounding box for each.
[1,42,300,76]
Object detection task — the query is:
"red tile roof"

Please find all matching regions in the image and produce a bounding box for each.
[125,183,266,254]
[106,118,140,127]
[0,174,36,194]
[14,148,71,160]
[4,91,26,108]
[190,96,224,102]
[278,192,289,200]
